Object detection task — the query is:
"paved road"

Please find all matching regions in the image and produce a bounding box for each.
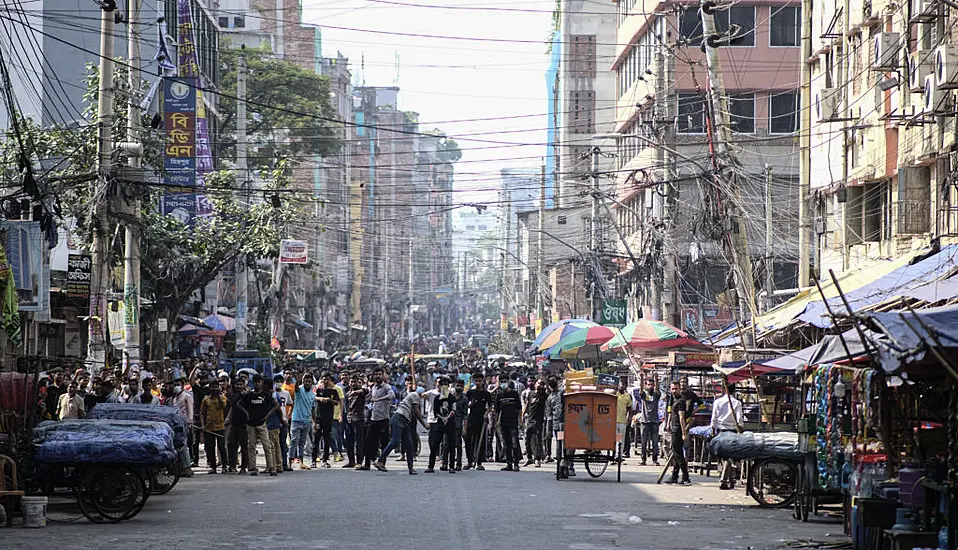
[4,459,844,550]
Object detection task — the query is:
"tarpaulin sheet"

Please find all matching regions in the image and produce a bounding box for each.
[708,430,802,461]
[863,305,958,354]
[902,275,958,304]
[85,403,188,447]
[798,245,958,328]
[34,419,176,466]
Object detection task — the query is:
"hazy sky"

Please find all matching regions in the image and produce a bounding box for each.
[302,0,555,201]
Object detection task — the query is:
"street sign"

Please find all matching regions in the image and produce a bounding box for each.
[599,298,627,327]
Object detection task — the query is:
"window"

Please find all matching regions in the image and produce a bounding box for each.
[681,5,755,47]
[679,7,703,46]
[218,16,229,28]
[769,6,800,46]
[570,91,595,134]
[728,93,754,133]
[678,93,706,133]
[571,35,596,78]
[720,7,755,47]
[769,91,798,133]
[557,216,567,225]
[234,16,245,28]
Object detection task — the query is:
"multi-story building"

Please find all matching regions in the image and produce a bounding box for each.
[609,0,802,333]
[805,0,958,276]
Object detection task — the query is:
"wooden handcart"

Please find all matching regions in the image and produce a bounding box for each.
[556,390,622,482]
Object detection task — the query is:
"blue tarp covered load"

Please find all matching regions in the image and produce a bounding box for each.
[708,431,803,461]
[86,403,188,447]
[34,419,176,466]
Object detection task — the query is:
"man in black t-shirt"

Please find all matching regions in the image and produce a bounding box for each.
[311,372,340,468]
[236,374,280,476]
[665,381,691,485]
[427,377,458,474]
[523,380,547,467]
[495,381,522,471]
[464,374,491,470]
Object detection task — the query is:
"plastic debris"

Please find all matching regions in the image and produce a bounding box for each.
[628,516,642,524]
[667,521,680,525]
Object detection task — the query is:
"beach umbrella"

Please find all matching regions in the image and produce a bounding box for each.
[601,319,707,352]
[529,319,589,350]
[534,320,599,352]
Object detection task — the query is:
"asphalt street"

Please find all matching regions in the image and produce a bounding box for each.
[3,458,845,550]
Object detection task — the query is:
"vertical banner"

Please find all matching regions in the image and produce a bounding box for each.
[162,77,198,223]
[163,0,212,223]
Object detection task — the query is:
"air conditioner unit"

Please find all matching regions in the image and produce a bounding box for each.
[935,44,958,89]
[914,0,937,19]
[923,75,951,113]
[909,51,935,92]
[873,33,901,70]
[815,87,841,122]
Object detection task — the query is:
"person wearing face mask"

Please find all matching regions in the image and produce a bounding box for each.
[452,379,469,471]
[267,374,291,473]
[169,377,196,477]
[200,379,229,474]
[344,374,369,468]
[311,372,340,469]
[523,379,548,468]
[290,372,315,470]
[426,377,458,474]
[361,367,394,471]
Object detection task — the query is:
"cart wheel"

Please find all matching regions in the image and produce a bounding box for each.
[119,468,149,520]
[795,466,811,522]
[747,458,797,509]
[584,452,610,478]
[78,468,140,523]
[150,458,180,495]
[793,465,803,520]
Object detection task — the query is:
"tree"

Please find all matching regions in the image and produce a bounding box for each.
[217,44,341,170]
[429,129,462,163]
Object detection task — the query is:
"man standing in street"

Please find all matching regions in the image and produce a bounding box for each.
[171,377,196,477]
[711,383,743,489]
[199,378,228,474]
[236,374,279,477]
[523,379,547,468]
[636,375,662,466]
[362,367,395,471]
[57,381,85,420]
[495,380,522,471]
[225,377,249,474]
[290,373,315,470]
[453,378,469,471]
[464,373,490,470]
[344,373,368,468]
[665,381,691,485]
[270,374,292,472]
[615,380,634,462]
[312,372,340,469]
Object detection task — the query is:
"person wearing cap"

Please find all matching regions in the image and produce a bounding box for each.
[236,373,280,476]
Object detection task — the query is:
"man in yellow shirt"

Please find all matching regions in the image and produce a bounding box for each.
[200,379,229,474]
[615,381,633,461]
[330,378,346,462]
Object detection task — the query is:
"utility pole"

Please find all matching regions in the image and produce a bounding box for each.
[700,0,758,327]
[661,30,678,327]
[764,165,774,313]
[797,0,812,288]
[588,145,602,320]
[536,161,545,325]
[235,49,249,350]
[87,0,117,371]
[407,231,414,343]
[122,0,141,371]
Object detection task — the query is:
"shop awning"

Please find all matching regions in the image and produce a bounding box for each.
[862,305,958,354]
[797,245,958,328]
[763,345,817,371]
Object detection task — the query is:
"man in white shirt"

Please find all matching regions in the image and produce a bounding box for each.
[57,381,85,420]
[710,383,743,490]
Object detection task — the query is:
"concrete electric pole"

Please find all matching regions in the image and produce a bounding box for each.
[87,0,117,371]
[122,0,142,370]
[234,49,249,350]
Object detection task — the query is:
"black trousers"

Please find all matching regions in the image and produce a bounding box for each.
[670,431,689,481]
[203,429,227,469]
[226,423,248,470]
[525,421,544,462]
[364,419,389,466]
[345,421,365,465]
[311,418,333,462]
[465,422,485,466]
[501,424,521,467]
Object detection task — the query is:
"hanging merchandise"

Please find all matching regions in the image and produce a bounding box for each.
[814,364,844,490]
[0,234,20,346]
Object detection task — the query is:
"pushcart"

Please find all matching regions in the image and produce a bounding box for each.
[555,390,622,482]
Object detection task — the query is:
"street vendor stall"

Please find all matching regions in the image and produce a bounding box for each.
[556,369,622,482]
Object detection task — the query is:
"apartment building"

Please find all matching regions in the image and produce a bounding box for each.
[610,0,802,332]
[806,0,958,275]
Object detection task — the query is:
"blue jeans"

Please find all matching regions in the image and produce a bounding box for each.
[289,421,312,461]
[331,420,343,454]
[378,414,414,470]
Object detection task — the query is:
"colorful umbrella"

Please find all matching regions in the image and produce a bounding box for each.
[601,319,708,351]
[532,319,597,352]
[551,324,616,352]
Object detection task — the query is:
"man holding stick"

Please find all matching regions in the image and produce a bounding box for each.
[664,381,692,485]
[464,373,491,471]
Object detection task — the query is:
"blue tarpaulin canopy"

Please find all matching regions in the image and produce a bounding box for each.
[862,304,958,353]
[798,245,958,328]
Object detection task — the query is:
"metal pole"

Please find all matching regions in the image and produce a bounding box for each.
[87,1,117,371]
[764,165,774,313]
[537,161,545,323]
[408,231,414,342]
[590,145,601,320]
[798,0,812,287]
[235,49,249,350]
[700,0,758,327]
[123,0,141,371]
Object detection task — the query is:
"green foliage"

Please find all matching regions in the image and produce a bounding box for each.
[429,129,462,163]
[218,44,341,169]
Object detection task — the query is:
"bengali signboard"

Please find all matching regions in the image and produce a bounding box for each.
[162,77,197,222]
[599,298,627,327]
[279,239,308,264]
[65,254,91,298]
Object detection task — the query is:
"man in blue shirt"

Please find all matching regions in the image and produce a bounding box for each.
[290,372,315,470]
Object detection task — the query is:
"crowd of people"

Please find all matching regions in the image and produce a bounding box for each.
[34,357,722,485]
